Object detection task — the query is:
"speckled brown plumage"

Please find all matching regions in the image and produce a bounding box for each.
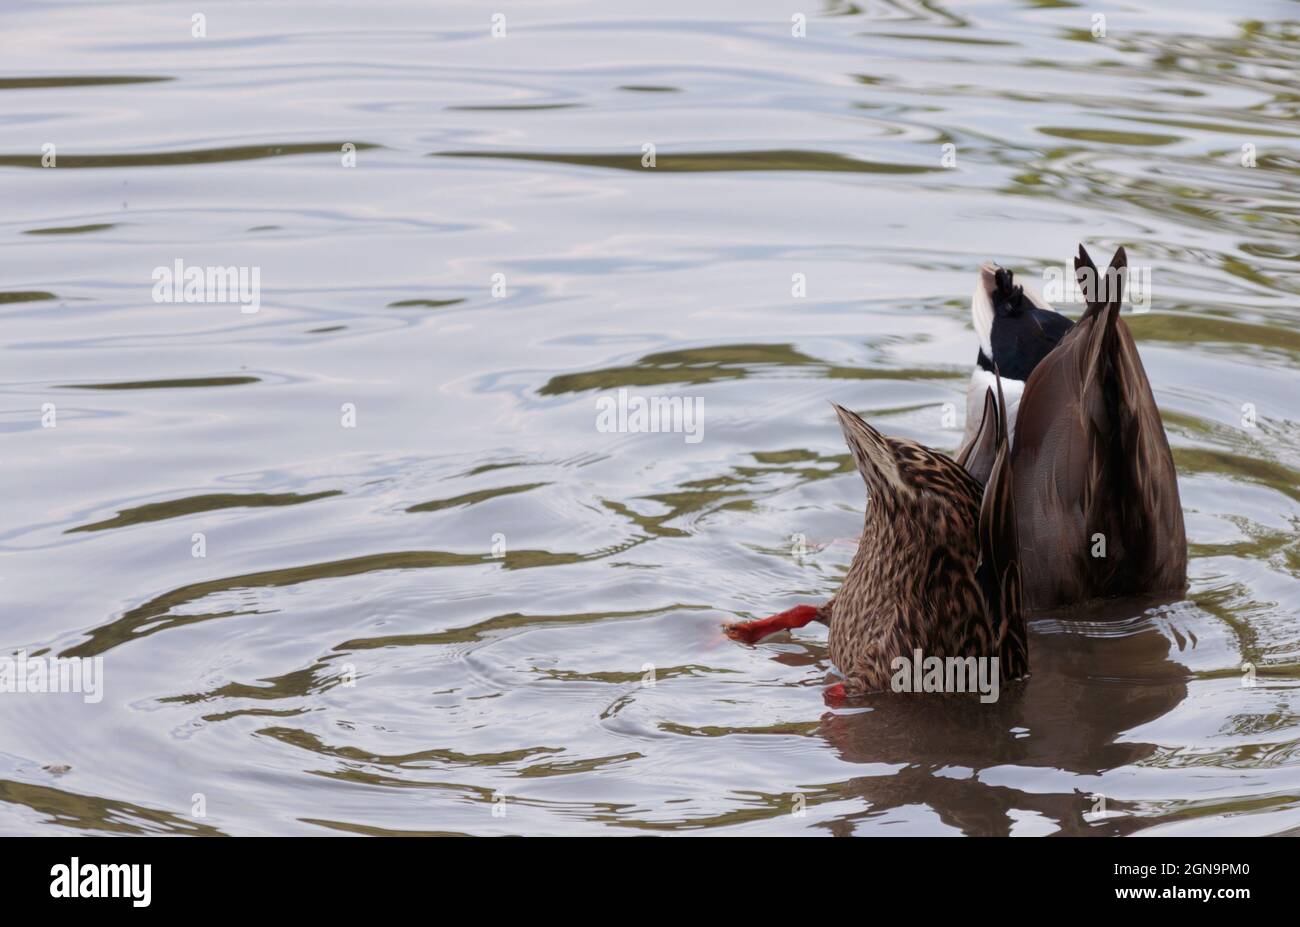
[825,395,1025,696]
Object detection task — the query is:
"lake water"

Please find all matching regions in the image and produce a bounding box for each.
[2,0,1298,836]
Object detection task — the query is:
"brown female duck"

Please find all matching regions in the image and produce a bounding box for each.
[726,378,1024,701]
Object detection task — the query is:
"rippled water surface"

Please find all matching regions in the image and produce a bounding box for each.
[3,0,1299,836]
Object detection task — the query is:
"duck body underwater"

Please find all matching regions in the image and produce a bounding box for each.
[725,245,1187,701]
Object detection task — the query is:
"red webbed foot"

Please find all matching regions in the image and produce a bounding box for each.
[823,683,851,707]
[723,604,822,644]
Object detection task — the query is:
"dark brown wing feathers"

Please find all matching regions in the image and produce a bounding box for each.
[956,386,1000,487]
[976,372,1026,676]
[1011,246,1187,611]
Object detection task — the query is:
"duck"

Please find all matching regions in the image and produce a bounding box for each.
[957,261,1073,462]
[994,245,1187,611]
[725,376,1025,701]
[723,244,1187,698]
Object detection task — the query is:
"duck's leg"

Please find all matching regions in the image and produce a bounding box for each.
[724,601,830,644]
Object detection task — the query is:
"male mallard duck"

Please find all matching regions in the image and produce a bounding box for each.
[960,245,1187,612]
[726,378,1025,701]
[959,260,1073,460]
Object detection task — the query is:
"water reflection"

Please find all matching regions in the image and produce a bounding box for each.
[816,616,1188,836]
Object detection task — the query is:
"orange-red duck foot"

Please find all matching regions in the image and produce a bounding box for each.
[723,604,824,644]
[822,683,848,706]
